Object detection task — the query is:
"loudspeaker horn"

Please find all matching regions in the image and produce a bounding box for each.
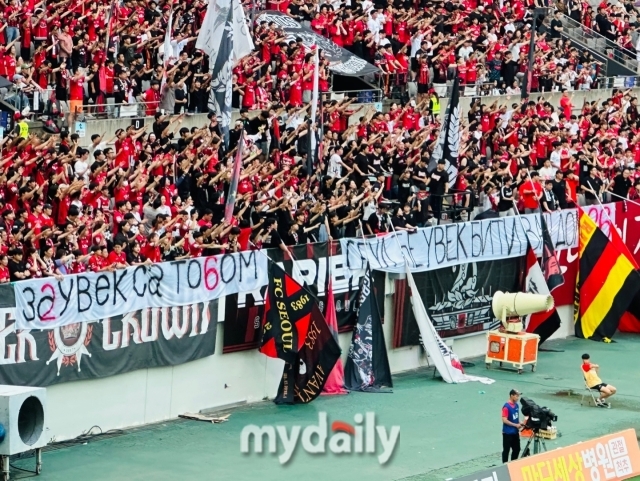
[492,291,554,321]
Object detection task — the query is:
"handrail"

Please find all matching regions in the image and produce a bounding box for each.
[560,13,637,62]
[329,89,384,103]
[441,75,640,98]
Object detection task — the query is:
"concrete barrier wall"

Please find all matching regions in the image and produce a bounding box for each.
[61,85,640,147]
[436,86,640,117]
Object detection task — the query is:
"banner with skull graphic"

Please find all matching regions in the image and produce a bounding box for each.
[0,289,217,387]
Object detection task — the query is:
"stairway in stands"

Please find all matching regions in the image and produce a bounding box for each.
[558,12,637,77]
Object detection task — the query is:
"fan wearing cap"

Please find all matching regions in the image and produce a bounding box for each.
[501,389,523,463]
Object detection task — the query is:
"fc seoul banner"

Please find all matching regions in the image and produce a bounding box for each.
[340,210,578,274]
[223,242,382,353]
[0,301,217,387]
[14,251,267,330]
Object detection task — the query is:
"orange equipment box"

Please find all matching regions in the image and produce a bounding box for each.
[485,330,539,374]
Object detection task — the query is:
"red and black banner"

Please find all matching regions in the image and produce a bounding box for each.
[0,292,218,387]
[523,245,562,344]
[275,302,342,404]
[541,214,565,292]
[393,258,523,348]
[260,262,313,363]
[223,242,384,353]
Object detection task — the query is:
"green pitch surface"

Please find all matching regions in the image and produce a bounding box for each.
[10,334,640,481]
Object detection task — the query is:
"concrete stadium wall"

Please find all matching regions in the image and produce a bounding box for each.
[64,103,378,147]
[42,276,575,443]
[61,85,640,147]
[436,86,640,116]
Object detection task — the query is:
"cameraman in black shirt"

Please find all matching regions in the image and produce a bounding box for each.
[8,249,31,282]
[580,167,604,206]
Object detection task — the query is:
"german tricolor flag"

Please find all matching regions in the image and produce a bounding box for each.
[575,210,640,341]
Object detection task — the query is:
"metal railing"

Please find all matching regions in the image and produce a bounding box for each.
[559,13,637,76]
[328,89,384,104]
[437,74,640,99]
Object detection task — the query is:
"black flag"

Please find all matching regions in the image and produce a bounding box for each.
[275,302,341,404]
[344,267,392,392]
[430,75,461,185]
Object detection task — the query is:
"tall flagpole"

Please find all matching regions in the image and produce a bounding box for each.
[522,15,537,100]
[308,45,319,177]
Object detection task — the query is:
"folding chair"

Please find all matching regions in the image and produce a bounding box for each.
[581,372,610,407]
[580,376,600,407]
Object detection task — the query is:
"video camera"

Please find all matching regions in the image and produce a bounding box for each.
[520,397,557,431]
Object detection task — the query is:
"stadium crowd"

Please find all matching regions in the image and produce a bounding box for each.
[0,0,640,283]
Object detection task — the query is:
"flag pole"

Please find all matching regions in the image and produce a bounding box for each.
[224,128,244,223]
[384,213,418,270]
[381,215,434,371]
[607,191,640,209]
[356,220,377,270]
[248,240,311,295]
[521,14,537,100]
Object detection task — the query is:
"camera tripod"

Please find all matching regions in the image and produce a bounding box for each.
[521,430,547,457]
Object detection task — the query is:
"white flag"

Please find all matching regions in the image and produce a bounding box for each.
[195,0,227,61]
[196,0,253,145]
[406,266,495,385]
[163,11,174,68]
[196,0,253,65]
[231,0,254,60]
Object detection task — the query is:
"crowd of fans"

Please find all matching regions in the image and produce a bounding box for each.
[3,0,636,120]
[1,0,640,283]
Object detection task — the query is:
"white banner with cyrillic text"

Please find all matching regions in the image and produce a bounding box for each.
[14,251,268,330]
[340,209,579,274]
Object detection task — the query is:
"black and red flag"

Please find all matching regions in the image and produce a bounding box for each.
[259,260,341,404]
[259,262,313,364]
[274,301,342,404]
[524,244,562,344]
[540,215,564,292]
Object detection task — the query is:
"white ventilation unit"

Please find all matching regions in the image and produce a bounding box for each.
[0,385,47,456]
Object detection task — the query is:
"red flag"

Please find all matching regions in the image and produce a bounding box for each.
[224,131,244,223]
[321,280,347,396]
[524,245,561,344]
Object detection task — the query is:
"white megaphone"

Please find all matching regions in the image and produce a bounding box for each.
[492,291,554,333]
